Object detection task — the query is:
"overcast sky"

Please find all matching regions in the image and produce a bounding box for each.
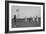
[11,6,41,18]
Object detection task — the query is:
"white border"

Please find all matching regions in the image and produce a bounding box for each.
[9,3,43,31]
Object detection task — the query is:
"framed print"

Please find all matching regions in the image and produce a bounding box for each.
[5,1,45,33]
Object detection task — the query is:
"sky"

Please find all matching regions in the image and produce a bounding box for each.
[11,6,41,18]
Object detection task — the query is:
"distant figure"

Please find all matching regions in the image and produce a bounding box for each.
[38,17,41,23]
[14,15,16,26]
[12,15,16,28]
[29,17,33,23]
[37,16,39,22]
[33,16,35,24]
[29,16,32,22]
[25,16,27,22]
[14,15,16,22]
[35,16,37,23]
[35,16,39,24]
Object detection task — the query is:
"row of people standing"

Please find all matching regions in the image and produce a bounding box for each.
[24,16,41,24]
[13,15,41,23]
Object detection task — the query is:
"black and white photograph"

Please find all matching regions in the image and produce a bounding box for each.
[11,5,41,28]
[5,1,45,33]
